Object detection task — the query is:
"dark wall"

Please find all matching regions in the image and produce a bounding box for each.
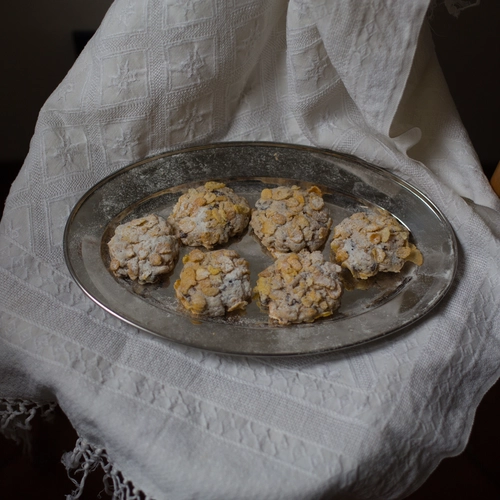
[428,1,500,178]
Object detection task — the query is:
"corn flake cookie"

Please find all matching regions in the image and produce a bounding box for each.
[330,209,423,280]
[250,185,331,257]
[255,251,343,325]
[174,249,251,317]
[168,182,250,249]
[108,214,179,284]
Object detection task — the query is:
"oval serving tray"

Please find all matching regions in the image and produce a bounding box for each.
[64,142,457,356]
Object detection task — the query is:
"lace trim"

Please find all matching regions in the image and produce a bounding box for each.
[0,398,56,449]
[62,437,149,500]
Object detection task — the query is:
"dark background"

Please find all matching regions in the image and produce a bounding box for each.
[1,2,499,498]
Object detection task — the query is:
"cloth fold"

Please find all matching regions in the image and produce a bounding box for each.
[2,1,500,499]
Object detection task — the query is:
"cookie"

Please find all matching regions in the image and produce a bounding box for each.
[168,182,250,249]
[174,248,251,317]
[250,185,331,257]
[108,214,179,284]
[255,250,343,325]
[330,209,423,279]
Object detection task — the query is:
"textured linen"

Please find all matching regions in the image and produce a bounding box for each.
[2,1,500,499]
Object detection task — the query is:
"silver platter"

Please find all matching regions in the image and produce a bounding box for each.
[64,142,457,356]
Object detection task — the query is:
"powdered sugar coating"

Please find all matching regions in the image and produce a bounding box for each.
[250,185,331,257]
[330,210,423,279]
[255,250,343,325]
[168,182,250,249]
[174,249,251,317]
[108,214,179,284]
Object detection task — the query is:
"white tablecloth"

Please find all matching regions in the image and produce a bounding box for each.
[2,1,500,499]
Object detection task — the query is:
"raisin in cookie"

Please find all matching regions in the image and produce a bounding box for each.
[330,209,423,280]
[168,182,250,249]
[108,214,179,284]
[255,251,343,325]
[250,185,331,257]
[174,249,251,317]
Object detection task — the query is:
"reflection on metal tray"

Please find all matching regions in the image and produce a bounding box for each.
[64,142,457,356]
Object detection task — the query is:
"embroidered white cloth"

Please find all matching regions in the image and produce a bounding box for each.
[1,1,500,498]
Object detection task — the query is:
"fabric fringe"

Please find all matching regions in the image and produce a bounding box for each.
[62,437,149,500]
[0,398,56,451]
